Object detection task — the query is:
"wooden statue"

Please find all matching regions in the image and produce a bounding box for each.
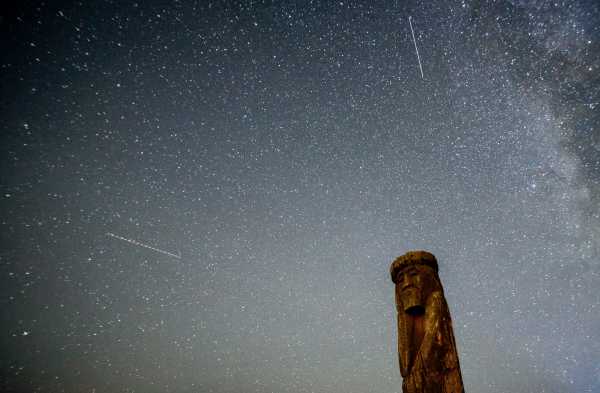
[390,251,465,393]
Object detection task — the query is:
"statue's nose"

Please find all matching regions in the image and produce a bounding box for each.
[401,276,412,288]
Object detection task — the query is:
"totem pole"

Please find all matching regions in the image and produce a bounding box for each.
[390,251,465,393]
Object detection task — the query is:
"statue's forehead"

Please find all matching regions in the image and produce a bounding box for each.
[399,265,419,273]
[398,264,434,275]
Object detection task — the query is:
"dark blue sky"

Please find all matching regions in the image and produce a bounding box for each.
[1,1,599,392]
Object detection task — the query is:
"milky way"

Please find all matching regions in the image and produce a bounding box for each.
[1,1,599,392]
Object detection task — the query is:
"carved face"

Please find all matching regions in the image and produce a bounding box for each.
[395,265,435,315]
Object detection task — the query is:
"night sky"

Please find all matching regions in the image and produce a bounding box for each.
[1,1,599,392]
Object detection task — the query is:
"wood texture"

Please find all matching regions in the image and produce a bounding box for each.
[390,251,465,393]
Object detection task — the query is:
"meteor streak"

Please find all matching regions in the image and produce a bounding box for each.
[409,16,424,79]
[106,232,181,259]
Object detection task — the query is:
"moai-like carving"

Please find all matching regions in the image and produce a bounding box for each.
[390,251,464,393]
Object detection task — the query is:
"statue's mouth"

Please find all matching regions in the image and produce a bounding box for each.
[405,305,425,316]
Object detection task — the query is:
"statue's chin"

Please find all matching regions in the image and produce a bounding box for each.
[405,305,425,316]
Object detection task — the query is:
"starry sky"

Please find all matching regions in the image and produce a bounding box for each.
[1,1,599,392]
